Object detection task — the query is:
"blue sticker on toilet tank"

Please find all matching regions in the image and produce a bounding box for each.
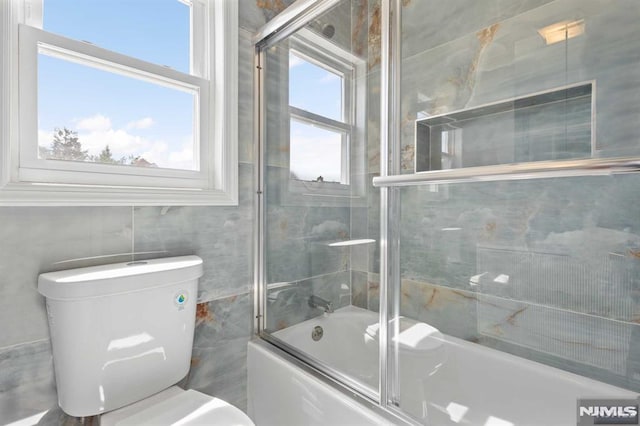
[174,291,188,310]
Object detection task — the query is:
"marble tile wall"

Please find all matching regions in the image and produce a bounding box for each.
[351,270,372,310]
[133,163,254,302]
[0,2,285,424]
[266,270,352,331]
[394,173,640,393]
[264,167,353,285]
[0,207,133,350]
[188,293,253,412]
[400,0,640,164]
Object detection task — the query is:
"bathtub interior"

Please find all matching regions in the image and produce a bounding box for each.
[271,305,638,425]
[272,306,379,391]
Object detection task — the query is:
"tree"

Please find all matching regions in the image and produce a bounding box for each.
[49,127,89,162]
[38,145,52,159]
[44,128,158,168]
[95,145,120,164]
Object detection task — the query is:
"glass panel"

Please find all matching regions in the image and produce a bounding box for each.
[393,0,640,423]
[261,0,379,398]
[289,51,343,122]
[290,119,343,183]
[38,53,197,171]
[43,0,190,73]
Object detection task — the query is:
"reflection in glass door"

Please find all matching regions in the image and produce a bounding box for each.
[256,0,381,401]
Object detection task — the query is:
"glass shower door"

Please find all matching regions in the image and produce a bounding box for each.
[257,0,382,400]
[383,0,640,424]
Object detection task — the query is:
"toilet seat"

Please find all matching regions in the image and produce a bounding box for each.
[100,386,255,426]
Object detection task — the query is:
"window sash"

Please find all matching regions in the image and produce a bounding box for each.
[289,106,351,133]
[289,110,350,185]
[18,24,210,190]
[287,36,355,187]
[26,0,206,78]
[289,49,346,124]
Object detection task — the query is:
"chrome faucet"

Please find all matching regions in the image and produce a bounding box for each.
[308,295,334,314]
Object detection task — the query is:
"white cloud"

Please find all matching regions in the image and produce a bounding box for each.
[75,114,112,133]
[38,129,54,147]
[126,117,155,130]
[166,136,196,170]
[79,128,189,170]
[290,125,342,182]
[79,128,157,157]
[39,114,194,170]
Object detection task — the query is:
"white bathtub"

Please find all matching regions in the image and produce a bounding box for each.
[248,306,637,425]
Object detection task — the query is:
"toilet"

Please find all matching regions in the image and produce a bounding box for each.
[38,255,254,425]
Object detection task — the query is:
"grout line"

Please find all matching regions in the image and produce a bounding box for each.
[404,278,640,328]
[198,288,253,305]
[131,206,135,262]
[0,338,50,353]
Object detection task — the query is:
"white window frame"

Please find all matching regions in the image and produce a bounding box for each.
[283,28,366,206]
[0,0,238,206]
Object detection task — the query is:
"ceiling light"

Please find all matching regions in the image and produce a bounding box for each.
[538,19,585,45]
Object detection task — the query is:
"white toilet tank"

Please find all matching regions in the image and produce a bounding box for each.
[38,255,203,418]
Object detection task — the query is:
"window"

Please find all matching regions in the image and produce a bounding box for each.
[0,0,238,205]
[285,29,364,202]
[289,49,349,185]
[290,119,345,182]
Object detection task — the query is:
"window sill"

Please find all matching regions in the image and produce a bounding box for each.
[0,181,238,206]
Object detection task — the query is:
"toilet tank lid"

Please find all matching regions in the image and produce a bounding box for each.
[38,255,203,300]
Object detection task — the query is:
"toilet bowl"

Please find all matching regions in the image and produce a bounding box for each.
[38,256,254,426]
[100,386,253,426]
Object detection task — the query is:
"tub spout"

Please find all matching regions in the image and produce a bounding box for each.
[308,295,334,314]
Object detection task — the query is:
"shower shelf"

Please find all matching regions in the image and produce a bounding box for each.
[372,157,640,187]
[414,82,595,174]
[373,81,640,187]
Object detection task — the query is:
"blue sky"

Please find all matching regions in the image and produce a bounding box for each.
[289,51,342,122]
[44,0,189,71]
[38,0,195,170]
